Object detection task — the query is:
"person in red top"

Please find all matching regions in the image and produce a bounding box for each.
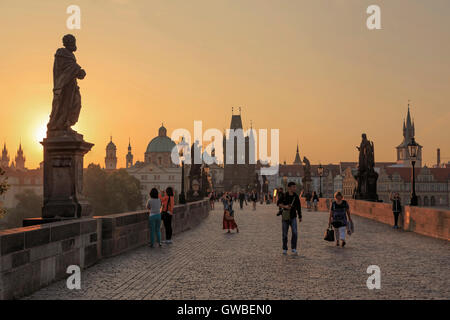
[160,187,175,244]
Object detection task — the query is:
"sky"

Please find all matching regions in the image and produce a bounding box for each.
[0,0,449,169]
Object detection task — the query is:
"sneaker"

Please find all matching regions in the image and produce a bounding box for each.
[166,240,173,244]
[292,249,297,255]
[282,250,287,255]
[342,241,346,248]
[158,243,162,247]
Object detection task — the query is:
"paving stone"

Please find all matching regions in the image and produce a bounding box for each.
[23,204,450,300]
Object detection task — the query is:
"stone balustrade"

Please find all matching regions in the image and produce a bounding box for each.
[301,198,450,241]
[0,199,210,299]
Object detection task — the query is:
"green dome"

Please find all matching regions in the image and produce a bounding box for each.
[146,136,176,153]
[146,125,176,153]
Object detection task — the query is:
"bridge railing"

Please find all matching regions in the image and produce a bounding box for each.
[301,198,449,241]
[0,199,210,300]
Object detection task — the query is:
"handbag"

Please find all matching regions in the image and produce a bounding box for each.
[282,197,296,221]
[324,225,335,242]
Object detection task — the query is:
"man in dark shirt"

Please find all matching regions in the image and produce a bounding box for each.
[277,182,302,255]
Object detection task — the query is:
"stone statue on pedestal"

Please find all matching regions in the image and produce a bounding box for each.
[354,133,378,201]
[187,141,203,202]
[32,35,94,224]
[47,34,86,138]
[302,156,312,194]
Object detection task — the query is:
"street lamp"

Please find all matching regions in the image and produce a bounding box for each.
[317,164,324,198]
[408,138,419,206]
[178,140,187,204]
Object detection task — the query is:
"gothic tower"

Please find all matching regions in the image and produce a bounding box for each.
[15,143,26,171]
[105,136,117,170]
[1,143,10,168]
[126,138,134,168]
[293,143,302,165]
[222,107,256,192]
[396,103,423,167]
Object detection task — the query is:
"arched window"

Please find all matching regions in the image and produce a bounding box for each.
[423,196,429,207]
[430,196,435,207]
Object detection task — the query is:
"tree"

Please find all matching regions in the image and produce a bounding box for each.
[84,164,142,216]
[0,167,9,219]
[7,189,43,227]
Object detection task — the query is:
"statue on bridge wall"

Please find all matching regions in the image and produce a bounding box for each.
[187,141,203,202]
[302,156,312,194]
[33,35,94,225]
[354,133,378,201]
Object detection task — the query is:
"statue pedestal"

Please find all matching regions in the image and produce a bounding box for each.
[355,170,379,202]
[41,133,94,219]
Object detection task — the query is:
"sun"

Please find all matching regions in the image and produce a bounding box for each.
[34,122,47,143]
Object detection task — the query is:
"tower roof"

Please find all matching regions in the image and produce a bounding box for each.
[293,143,302,165]
[229,114,243,130]
[106,136,116,150]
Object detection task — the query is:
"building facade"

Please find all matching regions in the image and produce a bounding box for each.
[378,167,450,207]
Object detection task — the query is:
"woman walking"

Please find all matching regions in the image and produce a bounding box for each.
[147,188,162,248]
[329,192,353,248]
[390,192,402,229]
[161,187,175,244]
[223,194,239,233]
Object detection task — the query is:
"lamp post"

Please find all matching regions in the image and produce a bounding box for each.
[408,138,419,206]
[318,164,324,198]
[178,141,187,204]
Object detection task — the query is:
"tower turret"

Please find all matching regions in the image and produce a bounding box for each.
[105,136,117,170]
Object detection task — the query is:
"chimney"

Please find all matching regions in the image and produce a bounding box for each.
[437,148,441,167]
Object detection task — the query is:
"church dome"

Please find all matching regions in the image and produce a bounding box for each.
[106,137,116,150]
[146,125,176,153]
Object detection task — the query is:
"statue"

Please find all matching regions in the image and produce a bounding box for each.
[29,35,94,225]
[302,156,312,194]
[47,34,86,136]
[355,133,378,201]
[187,141,203,202]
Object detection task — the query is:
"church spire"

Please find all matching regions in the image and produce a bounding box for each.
[293,141,302,165]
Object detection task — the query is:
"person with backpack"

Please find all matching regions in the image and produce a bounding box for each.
[277,182,302,255]
[390,192,402,229]
[161,187,175,244]
[147,188,162,248]
[328,191,353,248]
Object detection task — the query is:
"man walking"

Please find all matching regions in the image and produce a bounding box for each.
[277,182,302,255]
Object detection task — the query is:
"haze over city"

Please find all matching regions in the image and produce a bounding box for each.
[1,0,449,169]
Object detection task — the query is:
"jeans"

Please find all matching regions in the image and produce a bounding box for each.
[282,218,298,250]
[149,213,161,245]
[393,211,400,227]
[162,213,173,240]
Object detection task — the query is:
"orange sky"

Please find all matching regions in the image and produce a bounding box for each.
[1,0,449,169]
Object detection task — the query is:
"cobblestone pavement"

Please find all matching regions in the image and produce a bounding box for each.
[25,203,450,300]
